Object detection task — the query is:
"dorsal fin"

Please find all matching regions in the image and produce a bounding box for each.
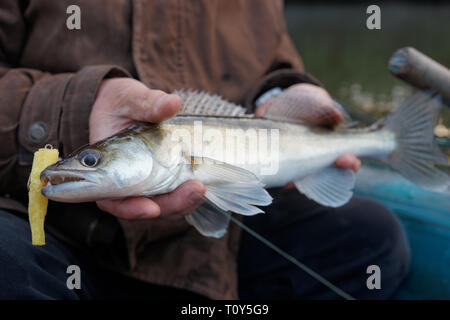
[174,89,248,117]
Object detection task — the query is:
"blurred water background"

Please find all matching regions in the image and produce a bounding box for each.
[284,2,450,139]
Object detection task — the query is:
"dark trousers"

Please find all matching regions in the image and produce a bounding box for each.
[0,190,410,300]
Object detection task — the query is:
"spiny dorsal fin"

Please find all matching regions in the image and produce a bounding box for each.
[174,89,248,117]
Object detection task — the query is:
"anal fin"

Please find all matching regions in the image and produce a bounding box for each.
[294,167,355,207]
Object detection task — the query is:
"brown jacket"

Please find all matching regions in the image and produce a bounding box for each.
[0,0,318,299]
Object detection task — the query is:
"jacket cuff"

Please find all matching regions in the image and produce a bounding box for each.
[244,69,323,112]
[59,65,131,155]
[18,65,131,161]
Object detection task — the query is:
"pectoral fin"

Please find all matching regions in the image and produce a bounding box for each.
[186,201,231,238]
[294,167,355,207]
[185,158,273,237]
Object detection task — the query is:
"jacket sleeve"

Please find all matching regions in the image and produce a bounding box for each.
[244,20,323,110]
[0,1,130,201]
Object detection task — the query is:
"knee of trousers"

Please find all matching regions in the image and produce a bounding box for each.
[0,210,80,299]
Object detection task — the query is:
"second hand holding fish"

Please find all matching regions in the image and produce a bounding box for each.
[255,83,361,190]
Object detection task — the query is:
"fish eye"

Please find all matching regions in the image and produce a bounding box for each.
[78,150,101,168]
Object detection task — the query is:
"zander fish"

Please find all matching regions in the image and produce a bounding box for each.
[40,90,449,237]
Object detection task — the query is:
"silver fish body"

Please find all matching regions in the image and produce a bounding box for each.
[41,117,393,200]
[156,116,397,188]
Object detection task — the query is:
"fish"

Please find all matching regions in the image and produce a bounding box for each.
[40,90,450,238]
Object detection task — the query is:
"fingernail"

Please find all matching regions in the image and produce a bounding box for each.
[154,95,169,114]
[188,191,205,207]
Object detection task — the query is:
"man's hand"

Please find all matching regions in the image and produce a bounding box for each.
[89,78,205,220]
[255,83,361,173]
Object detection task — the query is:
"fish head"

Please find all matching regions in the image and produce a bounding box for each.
[41,135,155,202]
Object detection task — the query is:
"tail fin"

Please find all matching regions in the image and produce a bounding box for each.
[383,91,449,192]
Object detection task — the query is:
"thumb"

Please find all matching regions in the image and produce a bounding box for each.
[256,88,342,128]
[141,93,182,123]
[122,89,182,123]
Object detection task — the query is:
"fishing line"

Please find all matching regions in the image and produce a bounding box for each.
[228,214,355,300]
[193,191,356,300]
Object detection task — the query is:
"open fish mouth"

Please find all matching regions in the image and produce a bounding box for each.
[40,169,94,189]
[43,174,85,186]
[39,168,101,202]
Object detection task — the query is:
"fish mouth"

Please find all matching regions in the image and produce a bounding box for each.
[42,174,85,186]
[40,167,101,202]
[40,169,89,186]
